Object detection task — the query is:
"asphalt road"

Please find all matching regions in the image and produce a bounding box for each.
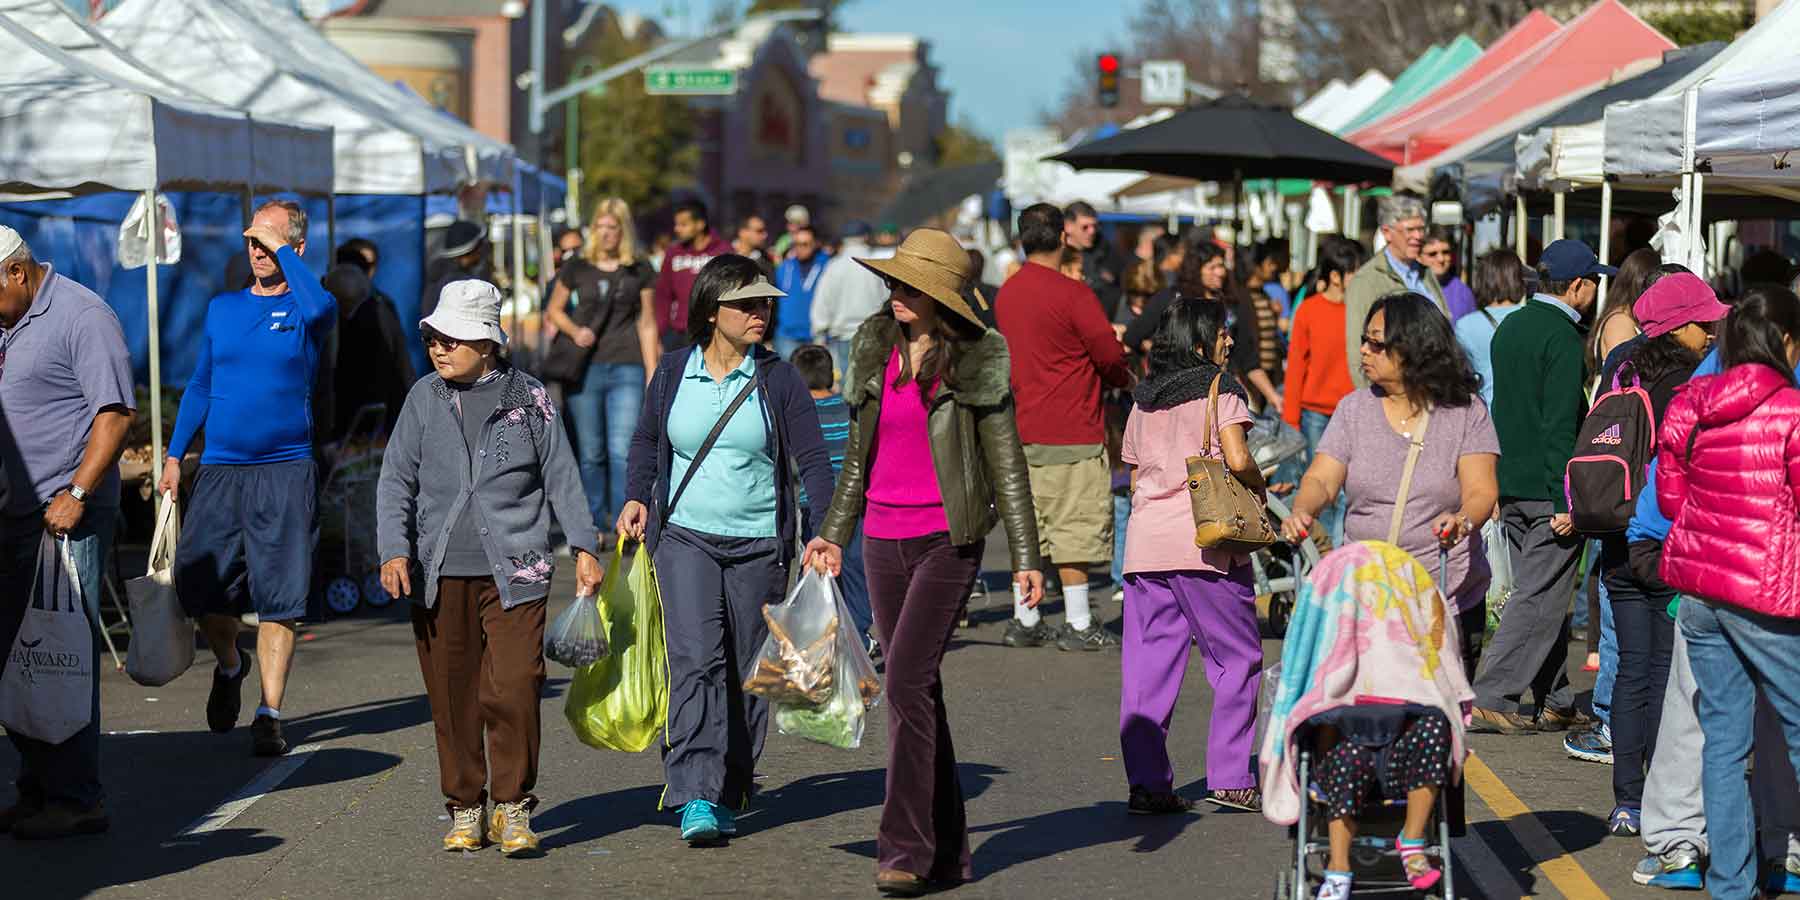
[1,542,1647,900]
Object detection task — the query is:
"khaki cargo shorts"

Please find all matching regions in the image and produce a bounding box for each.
[1027,454,1114,565]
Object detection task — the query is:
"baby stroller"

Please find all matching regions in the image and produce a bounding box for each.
[318,403,389,615]
[1261,542,1474,900]
[1278,705,1462,899]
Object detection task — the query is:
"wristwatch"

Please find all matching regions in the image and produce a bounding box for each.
[66,484,89,503]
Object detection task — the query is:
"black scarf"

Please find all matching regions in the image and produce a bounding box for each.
[1132,363,1248,412]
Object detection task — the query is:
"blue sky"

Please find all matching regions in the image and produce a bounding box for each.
[610,0,1117,140]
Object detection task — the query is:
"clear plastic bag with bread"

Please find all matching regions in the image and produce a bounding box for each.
[744,568,883,749]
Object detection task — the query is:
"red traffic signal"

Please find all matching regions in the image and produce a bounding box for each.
[1097,53,1121,107]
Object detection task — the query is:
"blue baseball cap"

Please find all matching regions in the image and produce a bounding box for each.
[1540,239,1618,281]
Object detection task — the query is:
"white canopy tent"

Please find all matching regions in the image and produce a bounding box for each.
[1300,70,1392,135]
[1295,80,1348,128]
[101,0,501,195]
[0,2,335,474]
[1602,0,1800,273]
[1693,56,1800,180]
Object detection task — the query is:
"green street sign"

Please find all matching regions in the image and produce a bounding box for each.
[644,67,738,95]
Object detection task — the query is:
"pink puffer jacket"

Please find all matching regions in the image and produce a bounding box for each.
[1658,363,1800,619]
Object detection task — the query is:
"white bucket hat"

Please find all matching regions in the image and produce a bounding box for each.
[421,279,507,346]
[0,225,23,260]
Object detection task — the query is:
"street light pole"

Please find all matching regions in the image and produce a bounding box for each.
[527,5,823,137]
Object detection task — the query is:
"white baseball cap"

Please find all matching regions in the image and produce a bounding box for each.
[421,279,507,346]
[0,225,22,261]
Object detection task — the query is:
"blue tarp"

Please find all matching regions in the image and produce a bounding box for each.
[0,191,426,389]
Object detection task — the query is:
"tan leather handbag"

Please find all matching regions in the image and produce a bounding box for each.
[1186,373,1276,553]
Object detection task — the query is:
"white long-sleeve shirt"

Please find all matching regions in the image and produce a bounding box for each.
[810,239,893,340]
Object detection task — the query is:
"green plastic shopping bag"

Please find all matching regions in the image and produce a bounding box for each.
[565,540,668,752]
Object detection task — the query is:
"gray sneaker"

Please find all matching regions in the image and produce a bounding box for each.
[1056,622,1121,651]
[1632,841,1703,888]
[1001,619,1058,648]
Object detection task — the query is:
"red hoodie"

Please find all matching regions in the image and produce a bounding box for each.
[653,233,732,337]
[1658,362,1800,619]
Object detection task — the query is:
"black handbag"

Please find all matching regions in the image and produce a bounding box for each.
[538,329,595,385]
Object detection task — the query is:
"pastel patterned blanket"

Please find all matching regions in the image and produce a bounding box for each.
[1258,540,1475,826]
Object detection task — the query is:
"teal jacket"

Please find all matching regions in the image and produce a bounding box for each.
[1491,297,1587,512]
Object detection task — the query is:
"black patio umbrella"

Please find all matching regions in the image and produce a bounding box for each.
[1049,94,1395,185]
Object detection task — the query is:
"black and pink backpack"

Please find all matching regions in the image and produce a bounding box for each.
[1565,365,1656,534]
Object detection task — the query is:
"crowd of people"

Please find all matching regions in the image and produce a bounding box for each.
[8,186,1800,900]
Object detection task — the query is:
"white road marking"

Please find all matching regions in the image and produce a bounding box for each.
[165,743,321,843]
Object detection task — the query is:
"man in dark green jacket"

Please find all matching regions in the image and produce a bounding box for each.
[1471,239,1613,734]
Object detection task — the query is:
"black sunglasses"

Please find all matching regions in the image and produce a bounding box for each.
[718,297,773,312]
[422,327,465,351]
[880,275,923,297]
[1360,334,1391,354]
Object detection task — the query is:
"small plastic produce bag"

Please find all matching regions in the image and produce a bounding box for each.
[766,572,884,749]
[743,568,841,706]
[545,592,608,668]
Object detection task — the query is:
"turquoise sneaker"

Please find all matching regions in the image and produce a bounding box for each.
[716,804,737,836]
[679,800,721,843]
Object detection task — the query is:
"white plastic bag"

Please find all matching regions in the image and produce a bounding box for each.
[748,570,884,750]
[545,592,608,668]
[0,533,95,743]
[126,494,194,687]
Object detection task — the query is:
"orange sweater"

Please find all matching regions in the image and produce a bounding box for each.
[1283,295,1355,429]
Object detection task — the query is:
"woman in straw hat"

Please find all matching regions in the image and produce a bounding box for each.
[803,228,1044,895]
[617,254,838,847]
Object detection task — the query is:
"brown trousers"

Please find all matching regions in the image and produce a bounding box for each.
[412,577,547,810]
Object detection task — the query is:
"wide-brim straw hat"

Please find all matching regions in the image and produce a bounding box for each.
[854,228,986,329]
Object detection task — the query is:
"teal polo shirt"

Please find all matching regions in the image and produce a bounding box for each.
[667,347,777,538]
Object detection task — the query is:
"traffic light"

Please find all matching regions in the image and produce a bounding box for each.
[1097,53,1120,108]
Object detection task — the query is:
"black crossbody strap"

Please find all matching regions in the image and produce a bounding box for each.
[664,374,760,524]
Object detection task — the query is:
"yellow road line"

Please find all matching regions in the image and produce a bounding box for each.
[1462,750,1608,900]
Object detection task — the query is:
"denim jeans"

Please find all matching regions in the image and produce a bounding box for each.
[825,338,852,384]
[1603,565,1675,808]
[1595,564,1617,725]
[0,510,117,809]
[1678,597,1800,900]
[1109,493,1129,587]
[1298,410,1343,546]
[565,361,644,529]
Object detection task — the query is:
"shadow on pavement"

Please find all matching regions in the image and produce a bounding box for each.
[747,763,1001,836]
[0,734,402,895]
[828,795,1197,881]
[534,783,667,850]
[284,694,433,743]
[1464,818,1543,896]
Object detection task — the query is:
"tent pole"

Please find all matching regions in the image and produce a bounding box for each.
[144,189,164,486]
[512,203,525,355]
[326,194,337,259]
[1515,194,1527,259]
[1690,171,1706,274]
[1553,189,1566,241]
[1597,180,1614,313]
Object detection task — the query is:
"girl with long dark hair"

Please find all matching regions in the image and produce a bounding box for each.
[1281,237,1369,545]
[1119,297,1269,814]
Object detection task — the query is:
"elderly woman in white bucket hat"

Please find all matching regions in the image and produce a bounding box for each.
[801,228,1043,895]
[376,279,601,857]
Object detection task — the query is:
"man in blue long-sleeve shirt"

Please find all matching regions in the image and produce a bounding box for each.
[158,200,335,757]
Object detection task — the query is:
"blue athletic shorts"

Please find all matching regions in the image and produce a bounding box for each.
[175,459,317,622]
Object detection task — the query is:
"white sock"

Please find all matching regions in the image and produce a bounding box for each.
[256,706,280,721]
[1064,582,1093,631]
[1013,587,1042,628]
[218,659,242,679]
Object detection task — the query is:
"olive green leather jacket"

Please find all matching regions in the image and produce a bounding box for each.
[818,316,1042,573]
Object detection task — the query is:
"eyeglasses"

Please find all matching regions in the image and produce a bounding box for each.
[422,328,465,351]
[1360,334,1391,354]
[718,297,773,312]
[880,275,922,297]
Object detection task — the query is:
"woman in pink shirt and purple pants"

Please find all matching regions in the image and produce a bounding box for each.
[1120,298,1269,815]
[803,230,1043,897]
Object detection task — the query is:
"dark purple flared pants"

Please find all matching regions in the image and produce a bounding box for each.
[863,532,984,883]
